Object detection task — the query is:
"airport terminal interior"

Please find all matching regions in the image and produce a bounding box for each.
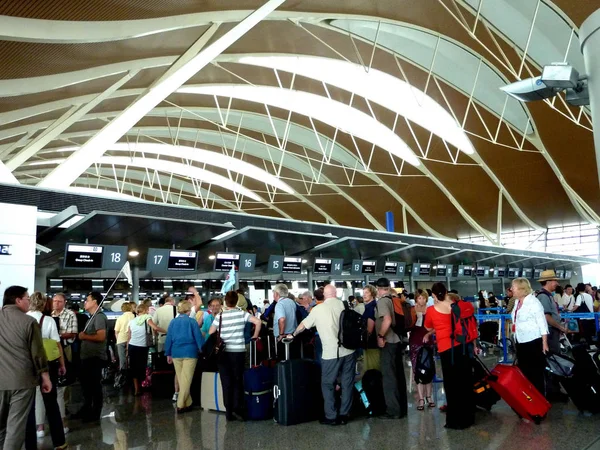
[1,0,600,449]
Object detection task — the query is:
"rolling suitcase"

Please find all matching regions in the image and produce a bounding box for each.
[472,356,500,411]
[273,338,321,426]
[562,346,600,413]
[356,369,386,416]
[487,364,550,424]
[201,372,226,412]
[244,338,275,420]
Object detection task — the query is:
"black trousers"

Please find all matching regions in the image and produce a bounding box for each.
[25,361,65,449]
[440,345,475,430]
[516,338,546,396]
[128,345,149,382]
[80,357,105,420]
[380,342,408,417]
[217,352,245,417]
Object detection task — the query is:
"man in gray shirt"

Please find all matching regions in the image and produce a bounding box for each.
[0,286,51,450]
[273,284,298,359]
[74,292,108,423]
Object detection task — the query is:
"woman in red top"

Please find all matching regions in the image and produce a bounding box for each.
[423,283,475,430]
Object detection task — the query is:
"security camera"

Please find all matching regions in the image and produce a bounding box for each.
[500,76,559,102]
[36,244,52,255]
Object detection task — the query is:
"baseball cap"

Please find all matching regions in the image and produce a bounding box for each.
[375,277,390,288]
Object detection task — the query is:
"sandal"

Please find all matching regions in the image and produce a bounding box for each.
[426,397,436,408]
[417,399,425,411]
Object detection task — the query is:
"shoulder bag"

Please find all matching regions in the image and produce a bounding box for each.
[202,312,225,361]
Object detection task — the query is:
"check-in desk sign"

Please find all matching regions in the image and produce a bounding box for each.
[0,245,11,255]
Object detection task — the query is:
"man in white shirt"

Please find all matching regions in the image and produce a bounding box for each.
[153,296,178,353]
[574,283,595,343]
[288,285,356,426]
[561,284,575,311]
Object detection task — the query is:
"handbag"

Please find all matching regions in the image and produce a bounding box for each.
[202,312,225,360]
[39,316,61,361]
[144,319,154,347]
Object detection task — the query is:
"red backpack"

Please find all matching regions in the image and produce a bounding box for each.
[450,300,478,360]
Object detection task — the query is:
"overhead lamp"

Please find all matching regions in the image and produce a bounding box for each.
[302,259,308,264]
[208,255,216,260]
[129,250,140,257]
[211,229,238,241]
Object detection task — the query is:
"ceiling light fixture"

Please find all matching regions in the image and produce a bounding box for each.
[211,229,238,241]
[129,250,140,257]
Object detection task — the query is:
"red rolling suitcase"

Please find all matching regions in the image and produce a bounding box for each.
[487,364,550,424]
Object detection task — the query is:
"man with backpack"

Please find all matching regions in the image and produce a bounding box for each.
[375,278,408,419]
[287,284,357,425]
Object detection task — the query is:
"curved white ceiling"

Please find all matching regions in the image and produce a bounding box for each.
[462,0,585,73]
[177,84,421,166]
[26,156,263,202]
[329,19,533,134]
[106,142,294,194]
[226,54,474,154]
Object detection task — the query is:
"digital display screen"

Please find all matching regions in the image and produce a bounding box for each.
[314,258,332,274]
[384,262,398,275]
[556,270,565,279]
[522,268,532,278]
[282,257,302,274]
[495,268,506,277]
[476,267,488,277]
[214,253,239,272]
[361,261,376,274]
[419,264,431,276]
[565,270,572,279]
[508,268,519,278]
[64,244,103,269]
[463,266,473,276]
[436,265,447,277]
[533,269,542,279]
[167,250,198,271]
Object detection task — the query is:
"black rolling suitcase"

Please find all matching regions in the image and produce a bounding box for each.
[548,349,600,413]
[472,356,500,411]
[273,338,321,426]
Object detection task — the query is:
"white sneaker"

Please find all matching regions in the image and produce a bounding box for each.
[172,392,179,402]
[63,427,69,435]
[36,430,45,439]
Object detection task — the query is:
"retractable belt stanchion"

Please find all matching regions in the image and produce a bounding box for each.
[475,312,512,364]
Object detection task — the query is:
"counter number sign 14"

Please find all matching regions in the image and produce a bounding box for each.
[334,262,341,272]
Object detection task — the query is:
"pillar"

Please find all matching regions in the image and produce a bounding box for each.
[446,276,451,291]
[132,264,140,303]
[307,268,314,293]
[581,9,600,186]
[475,276,481,294]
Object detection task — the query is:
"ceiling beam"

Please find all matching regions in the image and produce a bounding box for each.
[6,72,135,171]
[38,0,287,189]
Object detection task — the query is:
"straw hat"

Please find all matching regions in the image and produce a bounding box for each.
[537,269,559,282]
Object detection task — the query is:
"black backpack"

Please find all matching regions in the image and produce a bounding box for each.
[414,346,435,384]
[338,301,366,355]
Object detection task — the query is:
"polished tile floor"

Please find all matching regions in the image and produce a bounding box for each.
[37,384,600,450]
[38,353,600,450]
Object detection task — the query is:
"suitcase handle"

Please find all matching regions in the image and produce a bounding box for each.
[273,385,280,400]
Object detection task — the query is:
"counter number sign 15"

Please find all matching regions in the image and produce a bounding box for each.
[272,260,280,269]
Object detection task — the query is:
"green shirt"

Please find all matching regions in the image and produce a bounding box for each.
[81,312,108,360]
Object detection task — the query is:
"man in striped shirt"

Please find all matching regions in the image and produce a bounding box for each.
[209,291,261,421]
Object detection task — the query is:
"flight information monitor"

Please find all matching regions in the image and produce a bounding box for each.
[564,270,572,278]
[314,258,333,274]
[419,263,431,276]
[476,266,490,277]
[282,257,302,274]
[463,266,473,276]
[64,244,128,270]
[508,267,520,278]
[167,250,198,271]
[64,244,103,269]
[522,268,533,278]
[383,261,399,275]
[533,269,542,280]
[556,269,565,279]
[495,267,506,277]
[214,253,239,272]
[361,260,377,274]
[435,264,448,277]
